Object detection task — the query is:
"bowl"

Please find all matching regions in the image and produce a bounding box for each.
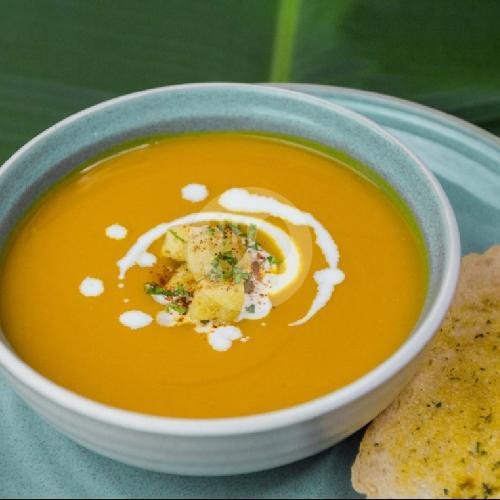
[0,83,460,475]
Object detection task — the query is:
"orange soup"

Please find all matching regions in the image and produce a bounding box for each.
[0,133,427,417]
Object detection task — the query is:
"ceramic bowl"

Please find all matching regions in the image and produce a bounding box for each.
[0,83,460,475]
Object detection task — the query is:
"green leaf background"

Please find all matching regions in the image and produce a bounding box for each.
[1,0,499,164]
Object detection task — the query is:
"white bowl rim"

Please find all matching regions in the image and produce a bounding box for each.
[0,82,461,436]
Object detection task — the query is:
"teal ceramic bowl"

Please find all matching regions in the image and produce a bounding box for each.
[0,83,459,475]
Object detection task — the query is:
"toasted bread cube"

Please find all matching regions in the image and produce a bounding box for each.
[161,226,190,261]
[167,263,195,292]
[188,281,244,323]
[186,226,246,280]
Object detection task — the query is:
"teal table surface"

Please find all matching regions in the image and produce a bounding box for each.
[0,375,362,498]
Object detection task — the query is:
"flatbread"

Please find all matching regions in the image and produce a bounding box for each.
[352,246,500,499]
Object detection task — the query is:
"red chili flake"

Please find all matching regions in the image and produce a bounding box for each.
[251,261,261,276]
[244,280,255,294]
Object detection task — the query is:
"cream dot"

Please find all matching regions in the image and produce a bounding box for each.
[208,326,243,352]
[105,224,128,240]
[181,183,209,202]
[119,311,153,330]
[156,311,176,327]
[79,277,104,297]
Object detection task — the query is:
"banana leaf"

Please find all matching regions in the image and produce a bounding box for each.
[0,0,499,158]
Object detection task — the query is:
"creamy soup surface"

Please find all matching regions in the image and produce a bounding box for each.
[0,133,427,417]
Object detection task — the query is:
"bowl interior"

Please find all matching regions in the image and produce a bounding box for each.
[0,83,458,422]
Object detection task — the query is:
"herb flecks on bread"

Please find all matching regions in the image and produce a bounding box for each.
[352,246,500,499]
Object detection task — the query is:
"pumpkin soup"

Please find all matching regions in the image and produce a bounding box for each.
[0,133,427,417]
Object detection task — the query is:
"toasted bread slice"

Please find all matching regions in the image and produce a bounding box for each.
[352,246,500,499]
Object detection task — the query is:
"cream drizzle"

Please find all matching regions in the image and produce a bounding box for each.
[218,188,345,326]
[156,310,177,327]
[117,189,345,327]
[136,251,157,268]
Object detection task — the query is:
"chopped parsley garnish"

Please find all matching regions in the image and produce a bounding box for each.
[267,255,280,266]
[219,251,238,266]
[208,251,251,284]
[144,282,190,316]
[208,252,232,281]
[229,223,241,235]
[144,283,167,295]
[247,224,257,241]
[144,282,188,297]
[206,226,216,236]
[245,224,259,249]
[169,229,186,243]
[168,303,188,315]
[208,265,222,281]
[245,304,256,314]
[233,266,251,284]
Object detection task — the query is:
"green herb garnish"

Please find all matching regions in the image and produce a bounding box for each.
[229,223,241,235]
[247,224,257,241]
[245,304,256,314]
[267,255,280,266]
[216,223,225,232]
[208,251,251,284]
[245,224,259,249]
[169,229,186,243]
[144,283,187,297]
[144,283,167,295]
[168,303,188,315]
[220,251,238,265]
[208,253,224,281]
[233,266,251,284]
